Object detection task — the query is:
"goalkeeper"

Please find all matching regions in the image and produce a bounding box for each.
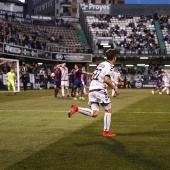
[7,68,16,95]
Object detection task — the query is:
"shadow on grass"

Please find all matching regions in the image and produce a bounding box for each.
[6,130,169,170]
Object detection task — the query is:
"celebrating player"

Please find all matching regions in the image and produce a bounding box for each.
[58,63,69,98]
[68,49,119,137]
[161,70,170,95]
[6,68,16,95]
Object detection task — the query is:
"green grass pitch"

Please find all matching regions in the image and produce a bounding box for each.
[0,89,169,170]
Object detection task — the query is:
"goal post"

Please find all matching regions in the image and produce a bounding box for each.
[0,58,20,92]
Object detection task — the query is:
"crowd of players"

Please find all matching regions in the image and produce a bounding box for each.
[50,63,92,100]
[151,70,170,95]
[1,60,170,96]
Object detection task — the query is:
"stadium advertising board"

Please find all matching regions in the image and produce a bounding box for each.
[0,10,23,18]
[20,83,33,90]
[23,48,38,58]
[133,81,157,88]
[38,50,52,60]
[0,43,92,62]
[31,15,52,20]
[80,3,111,14]
[4,44,22,55]
[52,53,92,62]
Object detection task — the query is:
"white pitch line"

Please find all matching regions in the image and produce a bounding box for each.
[0,110,68,112]
[118,112,170,114]
[0,110,169,114]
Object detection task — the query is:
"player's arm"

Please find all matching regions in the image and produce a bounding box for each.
[105,75,119,95]
[85,71,93,76]
[57,63,66,68]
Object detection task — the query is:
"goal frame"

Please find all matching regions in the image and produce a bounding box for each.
[0,58,20,92]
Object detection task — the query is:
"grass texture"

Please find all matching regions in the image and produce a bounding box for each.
[0,89,169,170]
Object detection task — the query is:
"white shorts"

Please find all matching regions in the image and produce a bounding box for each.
[88,89,111,106]
[164,82,170,87]
[61,80,69,87]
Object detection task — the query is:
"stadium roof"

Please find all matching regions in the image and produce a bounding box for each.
[4,0,24,5]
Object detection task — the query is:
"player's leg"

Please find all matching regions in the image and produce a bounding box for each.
[56,81,60,96]
[61,83,65,97]
[11,81,16,94]
[7,81,11,94]
[101,103,116,137]
[83,85,86,94]
[166,86,169,94]
[162,83,168,93]
[54,84,57,98]
[68,104,95,118]
[68,91,99,118]
[65,82,69,97]
[112,84,118,97]
[73,85,78,100]
[79,82,85,100]
[152,87,157,94]
[112,89,115,97]
[100,89,116,137]
[23,82,26,91]
[54,81,59,98]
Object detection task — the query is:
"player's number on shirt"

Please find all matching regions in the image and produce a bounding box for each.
[93,68,102,80]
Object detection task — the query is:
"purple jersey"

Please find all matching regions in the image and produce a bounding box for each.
[81,71,87,82]
[72,68,82,83]
[54,69,61,81]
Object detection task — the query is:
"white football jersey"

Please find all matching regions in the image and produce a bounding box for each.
[163,73,170,83]
[60,67,69,81]
[112,71,120,83]
[89,61,113,91]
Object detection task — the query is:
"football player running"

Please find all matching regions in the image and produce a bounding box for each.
[68,49,119,137]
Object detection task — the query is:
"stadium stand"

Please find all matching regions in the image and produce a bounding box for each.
[159,14,170,54]
[0,19,89,53]
[86,14,160,55]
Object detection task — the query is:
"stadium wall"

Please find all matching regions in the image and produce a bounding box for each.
[110,4,170,15]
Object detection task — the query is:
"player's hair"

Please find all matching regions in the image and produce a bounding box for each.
[105,49,116,60]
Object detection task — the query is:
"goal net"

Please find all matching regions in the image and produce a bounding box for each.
[0,58,20,92]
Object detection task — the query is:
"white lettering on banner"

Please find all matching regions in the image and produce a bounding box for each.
[64,55,84,60]
[55,53,64,60]
[5,45,21,54]
[31,16,52,20]
[23,49,37,57]
[31,51,37,56]
[80,3,110,12]
[143,85,156,87]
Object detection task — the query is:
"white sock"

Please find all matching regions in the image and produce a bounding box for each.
[112,89,115,96]
[166,88,169,94]
[78,107,93,117]
[84,87,86,94]
[61,86,65,96]
[162,87,167,92]
[104,113,111,131]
